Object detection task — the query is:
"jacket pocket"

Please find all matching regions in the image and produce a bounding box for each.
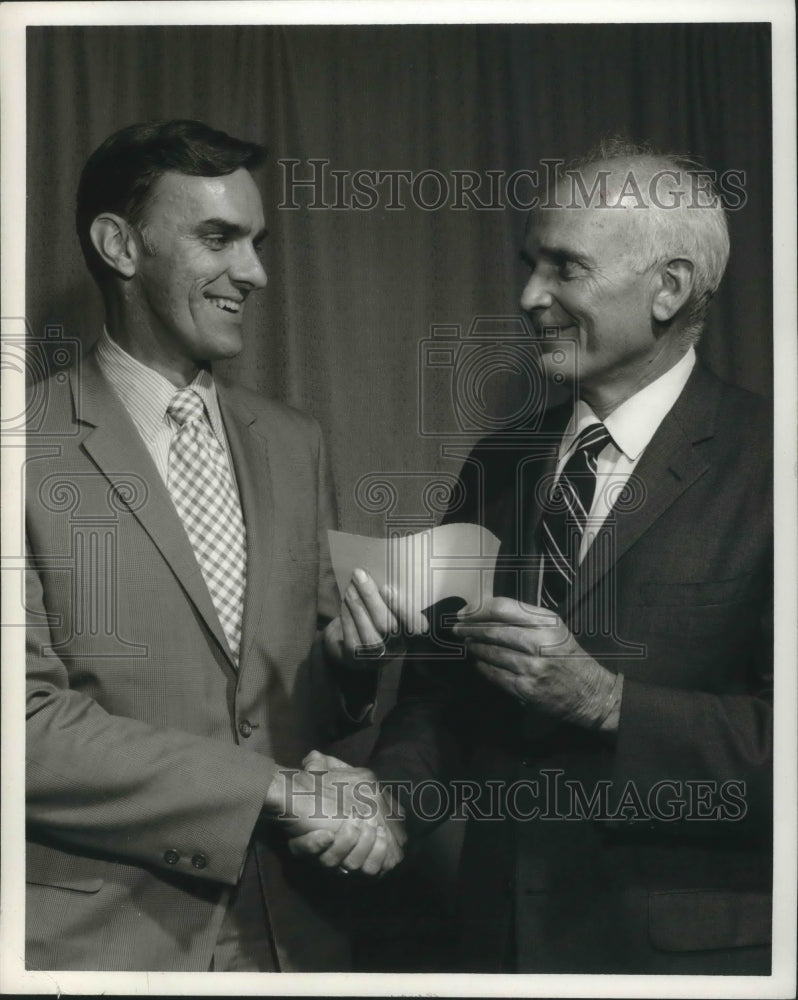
[648,889,771,951]
[26,841,105,893]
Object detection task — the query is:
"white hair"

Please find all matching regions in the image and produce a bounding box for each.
[559,138,731,343]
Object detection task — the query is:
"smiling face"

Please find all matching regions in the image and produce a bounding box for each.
[520,173,685,415]
[126,168,267,383]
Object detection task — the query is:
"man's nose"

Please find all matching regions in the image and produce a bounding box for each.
[520,270,553,312]
[231,243,268,290]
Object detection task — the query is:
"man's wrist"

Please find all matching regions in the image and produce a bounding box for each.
[595,672,624,733]
[262,766,300,818]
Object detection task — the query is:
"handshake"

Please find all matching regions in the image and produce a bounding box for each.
[265,750,406,877]
[261,566,419,876]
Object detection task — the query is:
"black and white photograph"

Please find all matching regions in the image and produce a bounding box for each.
[1,1,795,995]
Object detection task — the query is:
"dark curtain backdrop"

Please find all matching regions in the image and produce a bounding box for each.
[26,23,773,971]
[27,23,772,538]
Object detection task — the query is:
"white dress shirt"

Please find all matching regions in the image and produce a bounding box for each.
[95,328,238,491]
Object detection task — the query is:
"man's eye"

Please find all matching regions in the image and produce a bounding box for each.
[558,259,584,279]
[203,236,228,250]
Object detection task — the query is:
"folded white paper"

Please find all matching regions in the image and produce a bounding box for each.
[327,522,501,614]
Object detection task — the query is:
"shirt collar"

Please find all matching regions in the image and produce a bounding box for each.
[562,348,696,461]
[604,348,696,460]
[95,328,224,442]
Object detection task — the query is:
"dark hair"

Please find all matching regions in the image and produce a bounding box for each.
[76,119,267,283]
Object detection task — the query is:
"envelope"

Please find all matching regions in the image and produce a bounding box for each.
[327,522,501,614]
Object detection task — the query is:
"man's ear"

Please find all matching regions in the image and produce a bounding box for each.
[89,214,139,279]
[652,258,695,323]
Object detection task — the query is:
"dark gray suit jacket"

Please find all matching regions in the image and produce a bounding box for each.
[371,362,773,974]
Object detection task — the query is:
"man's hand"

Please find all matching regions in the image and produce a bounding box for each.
[263,763,346,839]
[323,567,429,670]
[452,597,622,731]
[285,751,406,876]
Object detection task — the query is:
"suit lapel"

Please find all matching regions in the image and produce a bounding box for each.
[568,362,720,614]
[521,407,573,547]
[73,353,236,667]
[510,407,571,605]
[217,384,275,669]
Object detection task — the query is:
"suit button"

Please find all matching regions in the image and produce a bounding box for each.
[238,720,253,738]
[164,849,180,865]
[191,853,208,870]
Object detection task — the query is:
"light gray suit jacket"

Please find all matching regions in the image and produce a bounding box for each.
[25,349,357,971]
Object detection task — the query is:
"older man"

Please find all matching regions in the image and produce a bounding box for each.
[352,141,773,974]
[25,120,407,973]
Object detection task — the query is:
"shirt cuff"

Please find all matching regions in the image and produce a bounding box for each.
[597,672,624,734]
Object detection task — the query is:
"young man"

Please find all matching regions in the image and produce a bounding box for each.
[25,120,404,972]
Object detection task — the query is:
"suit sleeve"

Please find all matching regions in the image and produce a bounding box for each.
[367,449,494,832]
[368,631,471,835]
[25,539,274,885]
[314,425,380,727]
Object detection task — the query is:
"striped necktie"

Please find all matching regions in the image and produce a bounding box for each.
[538,422,611,610]
[167,388,247,662]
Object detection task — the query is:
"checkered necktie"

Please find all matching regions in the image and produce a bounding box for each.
[167,388,246,661]
[538,422,611,610]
